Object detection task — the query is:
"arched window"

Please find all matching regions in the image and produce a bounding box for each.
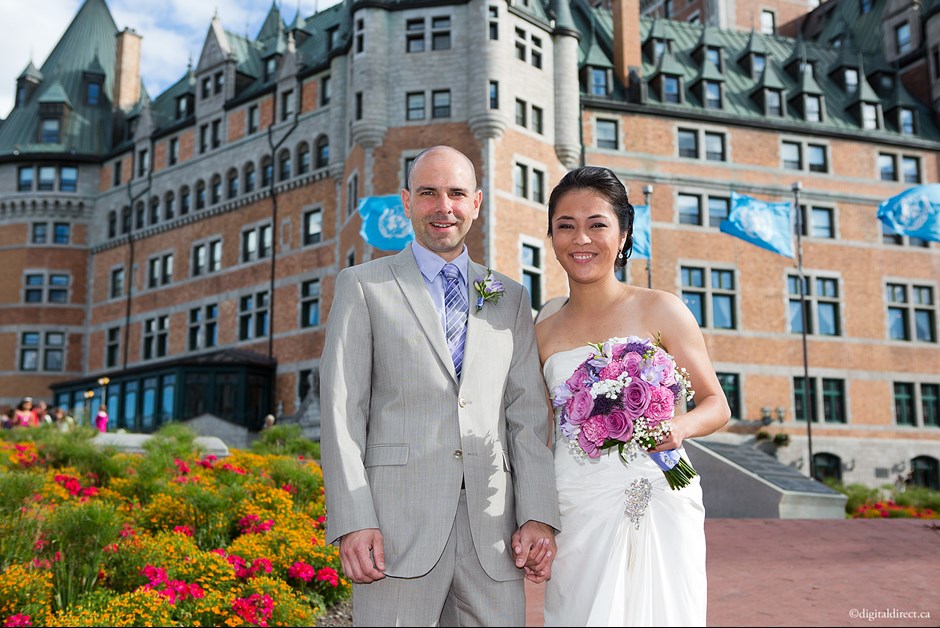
[279,149,291,182]
[227,168,239,199]
[108,210,117,238]
[316,135,329,169]
[911,455,939,490]
[244,162,256,194]
[261,156,273,187]
[812,452,842,483]
[196,180,206,210]
[210,174,222,205]
[180,186,191,215]
[164,191,176,219]
[134,201,145,230]
[149,196,160,225]
[121,206,131,234]
[297,142,310,175]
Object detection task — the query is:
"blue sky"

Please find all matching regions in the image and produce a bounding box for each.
[0,0,340,117]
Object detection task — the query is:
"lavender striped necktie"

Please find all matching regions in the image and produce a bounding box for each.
[441,263,468,379]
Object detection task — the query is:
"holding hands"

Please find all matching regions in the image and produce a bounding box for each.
[512,520,557,583]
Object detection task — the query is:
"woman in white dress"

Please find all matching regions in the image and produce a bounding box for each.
[535,166,731,626]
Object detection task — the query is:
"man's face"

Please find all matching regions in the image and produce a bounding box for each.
[401,148,482,262]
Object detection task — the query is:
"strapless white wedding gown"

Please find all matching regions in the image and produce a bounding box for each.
[542,341,707,627]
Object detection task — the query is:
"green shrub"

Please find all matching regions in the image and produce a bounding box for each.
[251,424,320,459]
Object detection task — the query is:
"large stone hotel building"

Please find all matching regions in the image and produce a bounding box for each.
[1,0,937,488]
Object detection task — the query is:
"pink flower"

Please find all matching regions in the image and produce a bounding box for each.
[3,614,32,627]
[623,379,651,419]
[173,526,193,536]
[565,365,592,393]
[650,349,677,386]
[598,360,627,381]
[566,390,594,426]
[604,409,634,442]
[317,567,340,587]
[622,352,644,378]
[288,561,316,582]
[580,415,609,450]
[645,386,676,423]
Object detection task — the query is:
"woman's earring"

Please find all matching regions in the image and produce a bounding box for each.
[618,252,624,259]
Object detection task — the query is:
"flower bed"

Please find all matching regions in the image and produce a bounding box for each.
[0,426,349,627]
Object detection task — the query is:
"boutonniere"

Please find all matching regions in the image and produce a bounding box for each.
[473,269,504,311]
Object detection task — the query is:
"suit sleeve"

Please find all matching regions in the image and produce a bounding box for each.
[503,283,562,532]
[320,268,380,545]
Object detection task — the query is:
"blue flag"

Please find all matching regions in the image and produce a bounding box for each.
[358,195,414,251]
[877,184,940,243]
[631,204,651,260]
[720,192,794,258]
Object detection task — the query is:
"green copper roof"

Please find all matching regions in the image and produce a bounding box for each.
[37,80,72,106]
[18,60,43,82]
[257,2,285,44]
[755,63,788,90]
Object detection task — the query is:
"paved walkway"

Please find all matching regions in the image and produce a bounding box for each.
[524,518,940,627]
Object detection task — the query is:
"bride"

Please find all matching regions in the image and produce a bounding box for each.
[535,166,730,626]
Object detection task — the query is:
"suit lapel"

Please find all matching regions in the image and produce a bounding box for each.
[390,249,457,380]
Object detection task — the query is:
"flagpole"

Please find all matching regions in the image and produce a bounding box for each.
[793,181,815,480]
[643,184,653,289]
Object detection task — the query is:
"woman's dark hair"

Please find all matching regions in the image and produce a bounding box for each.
[547,166,635,268]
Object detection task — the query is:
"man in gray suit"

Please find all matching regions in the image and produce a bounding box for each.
[321,145,561,626]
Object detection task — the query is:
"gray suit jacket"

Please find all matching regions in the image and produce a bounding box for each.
[320,247,560,581]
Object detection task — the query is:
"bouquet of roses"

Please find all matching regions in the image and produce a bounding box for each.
[552,335,697,490]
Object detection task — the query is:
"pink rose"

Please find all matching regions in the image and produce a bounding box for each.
[578,415,609,458]
[623,379,651,419]
[645,386,676,423]
[566,390,595,426]
[598,360,627,381]
[651,350,677,386]
[604,409,634,442]
[565,365,591,393]
[622,352,643,378]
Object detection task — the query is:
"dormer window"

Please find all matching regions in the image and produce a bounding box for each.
[895,22,912,55]
[766,89,783,116]
[899,108,915,135]
[327,26,339,50]
[85,81,102,106]
[744,53,766,79]
[861,102,880,129]
[703,81,722,109]
[860,0,872,14]
[175,95,190,120]
[264,57,277,82]
[654,40,669,62]
[16,84,28,107]
[706,47,722,72]
[663,75,681,103]
[590,68,609,96]
[844,68,858,95]
[40,118,60,143]
[805,95,822,122]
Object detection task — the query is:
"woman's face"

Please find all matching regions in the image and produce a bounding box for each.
[549,189,626,285]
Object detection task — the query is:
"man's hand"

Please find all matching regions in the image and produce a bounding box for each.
[511,520,556,584]
[339,528,386,584]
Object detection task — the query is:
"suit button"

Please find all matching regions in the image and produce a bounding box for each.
[453,449,463,459]
[458,398,467,408]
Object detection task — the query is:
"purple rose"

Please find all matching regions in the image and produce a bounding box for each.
[565,365,591,393]
[646,386,676,423]
[604,409,634,442]
[622,352,643,378]
[566,390,595,426]
[623,379,651,419]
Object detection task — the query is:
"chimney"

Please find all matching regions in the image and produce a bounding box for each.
[612,0,642,91]
[114,28,142,111]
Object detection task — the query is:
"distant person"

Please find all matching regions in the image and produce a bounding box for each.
[14,397,35,427]
[54,407,75,432]
[95,405,109,433]
[1,407,13,430]
[263,414,276,430]
[34,400,52,425]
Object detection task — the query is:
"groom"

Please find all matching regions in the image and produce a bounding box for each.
[320,145,560,626]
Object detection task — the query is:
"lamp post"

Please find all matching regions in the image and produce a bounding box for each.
[97,377,110,408]
[83,390,94,426]
[643,184,653,289]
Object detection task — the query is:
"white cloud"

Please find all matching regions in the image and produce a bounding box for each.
[0,0,337,118]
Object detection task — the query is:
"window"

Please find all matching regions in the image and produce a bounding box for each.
[248,105,259,134]
[705,132,726,161]
[146,253,173,288]
[214,71,224,95]
[227,169,239,199]
[53,222,70,244]
[515,28,542,68]
[304,208,323,245]
[192,239,222,277]
[121,207,131,234]
[281,90,294,121]
[320,75,331,106]
[532,169,545,204]
[188,304,218,351]
[60,167,77,192]
[18,166,33,191]
[113,159,122,187]
[301,279,321,327]
[861,102,879,130]
[704,81,722,109]
[807,144,827,172]
[297,143,310,175]
[591,68,608,96]
[788,274,841,336]
[40,118,60,143]
[751,53,766,79]
[38,166,55,191]
[211,177,222,208]
[347,173,359,216]
[678,128,698,158]
[175,95,189,119]
[597,119,618,150]
[106,327,120,368]
[798,205,835,239]
[406,92,425,120]
[149,197,160,225]
[20,331,64,372]
[681,265,736,329]
[86,81,101,105]
[432,16,451,50]
[678,194,701,225]
[760,10,776,35]
[432,90,451,118]
[894,382,916,426]
[199,124,208,154]
[782,142,801,169]
[264,57,277,82]
[244,164,256,193]
[489,81,498,109]
[879,153,897,181]
[707,197,730,228]
[406,18,425,52]
[180,186,191,215]
[241,224,272,262]
[895,22,912,55]
[805,95,821,122]
[515,28,527,61]
[514,163,528,198]
[531,105,543,134]
[355,92,363,120]
[201,77,211,99]
[262,156,273,188]
[164,192,175,220]
[31,222,48,244]
[521,243,542,309]
[717,373,740,419]
[279,149,291,181]
[108,211,117,238]
[886,282,936,343]
[24,272,69,303]
[195,181,206,210]
[316,136,329,169]
[515,99,527,127]
[844,68,858,95]
[489,5,499,40]
[924,384,940,427]
[110,267,124,299]
[706,46,722,72]
[860,0,872,13]
[901,156,921,184]
[143,315,168,360]
[663,76,680,103]
[899,108,915,135]
[239,291,270,340]
[137,148,149,177]
[530,35,543,69]
[327,26,339,50]
[355,18,364,53]
[211,120,221,149]
[794,377,846,423]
